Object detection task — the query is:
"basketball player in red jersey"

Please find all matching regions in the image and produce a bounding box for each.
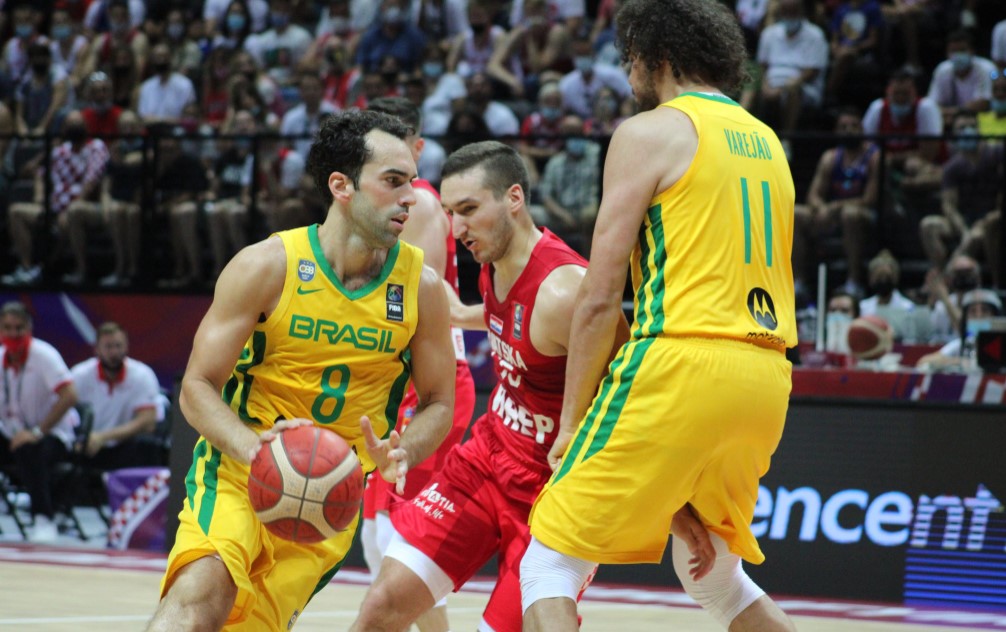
[361,97,477,632]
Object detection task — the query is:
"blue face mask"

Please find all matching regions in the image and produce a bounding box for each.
[566,138,587,157]
[226,14,247,32]
[782,18,802,36]
[950,52,972,73]
[954,126,979,152]
[382,7,405,26]
[574,56,593,74]
[889,102,912,120]
[52,24,72,41]
[992,98,1006,115]
[422,61,443,79]
[15,24,33,39]
[540,106,561,121]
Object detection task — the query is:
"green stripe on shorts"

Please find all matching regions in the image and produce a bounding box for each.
[583,337,654,460]
[197,442,223,535]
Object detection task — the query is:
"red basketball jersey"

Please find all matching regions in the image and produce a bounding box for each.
[478,229,586,473]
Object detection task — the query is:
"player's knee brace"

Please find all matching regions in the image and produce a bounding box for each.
[520,537,596,613]
[672,534,765,628]
[384,530,455,603]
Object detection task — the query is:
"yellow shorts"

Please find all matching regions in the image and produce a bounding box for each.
[530,336,791,566]
[161,437,360,630]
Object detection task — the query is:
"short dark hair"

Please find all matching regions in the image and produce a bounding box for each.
[0,301,33,326]
[367,96,421,134]
[616,0,748,93]
[306,110,411,203]
[96,321,126,340]
[441,141,529,200]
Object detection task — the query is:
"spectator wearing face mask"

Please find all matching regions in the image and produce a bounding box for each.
[978,71,1006,137]
[137,44,197,125]
[242,0,313,87]
[926,254,983,342]
[754,0,829,152]
[518,81,565,185]
[584,86,625,138]
[927,30,996,124]
[917,288,1003,371]
[446,0,506,80]
[48,5,90,86]
[355,0,427,74]
[557,35,631,119]
[14,43,71,136]
[862,66,943,165]
[205,0,268,36]
[163,8,203,79]
[793,108,879,299]
[538,114,600,254]
[859,249,917,319]
[1,4,49,88]
[919,110,1002,284]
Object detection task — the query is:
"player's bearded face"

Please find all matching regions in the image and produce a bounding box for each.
[629,58,660,111]
[349,179,409,248]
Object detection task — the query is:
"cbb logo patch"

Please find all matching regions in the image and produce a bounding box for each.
[297,259,316,282]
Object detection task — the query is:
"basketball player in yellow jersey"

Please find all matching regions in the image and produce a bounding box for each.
[146,111,456,632]
[521,1,798,631]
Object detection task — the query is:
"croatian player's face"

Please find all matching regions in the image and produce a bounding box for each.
[348,130,417,248]
[441,167,514,265]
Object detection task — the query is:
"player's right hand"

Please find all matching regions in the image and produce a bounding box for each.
[360,415,409,494]
[547,428,574,472]
[244,418,314,464]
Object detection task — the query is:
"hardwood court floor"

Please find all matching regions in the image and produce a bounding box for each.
[0,559,988,632]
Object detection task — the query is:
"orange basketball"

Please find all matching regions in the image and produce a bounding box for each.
[248,425,364,543]
[847,315,894,360]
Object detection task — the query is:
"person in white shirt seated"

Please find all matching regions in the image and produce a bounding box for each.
[70,322,164,470]
[917,289,1002,371]
[927,29,997,124]
[137,44,196,125]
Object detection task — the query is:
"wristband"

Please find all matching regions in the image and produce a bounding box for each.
[30,426,43,439]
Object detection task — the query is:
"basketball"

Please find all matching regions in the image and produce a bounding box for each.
[248,425,364,543]
[846,315,894,360]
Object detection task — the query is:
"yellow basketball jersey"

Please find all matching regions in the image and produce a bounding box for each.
[222,224,423,472]
[630,92,797,350]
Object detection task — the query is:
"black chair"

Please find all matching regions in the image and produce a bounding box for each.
[0,460,30,539]
[57,403,111,539]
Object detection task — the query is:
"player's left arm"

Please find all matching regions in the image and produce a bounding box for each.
[553,110,693,465]
[363,265,456,490]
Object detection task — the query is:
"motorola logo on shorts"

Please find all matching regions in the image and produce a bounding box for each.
[747,287,778,330]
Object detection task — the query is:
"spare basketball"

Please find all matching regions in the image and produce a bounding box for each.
[248,425,364,543]
[847,315,894,360]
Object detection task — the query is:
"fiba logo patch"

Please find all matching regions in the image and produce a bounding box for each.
[747,287,778,330]
[386,283,404,322]
[297,259,316,282]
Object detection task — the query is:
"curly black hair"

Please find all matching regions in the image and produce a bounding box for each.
[306,110,412,204]
[616,0,749,93]
[441,141,529,201]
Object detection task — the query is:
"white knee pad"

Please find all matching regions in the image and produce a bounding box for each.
[384,530,455,603]
[672,533,765,628]
[519,537,597,614]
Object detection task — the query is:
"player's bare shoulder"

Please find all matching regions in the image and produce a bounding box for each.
[611,106,697,192]
[215,234,288,316]
[530,263,587,355]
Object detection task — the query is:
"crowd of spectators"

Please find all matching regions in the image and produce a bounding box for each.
[0,0,1001,311]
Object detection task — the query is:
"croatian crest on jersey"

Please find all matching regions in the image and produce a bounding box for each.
[297,259,316,281]
[489,314,504,336]
[512,303,525,340]
[386,283,404,322]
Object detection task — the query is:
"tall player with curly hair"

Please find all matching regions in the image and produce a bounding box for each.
[521,0,798,630]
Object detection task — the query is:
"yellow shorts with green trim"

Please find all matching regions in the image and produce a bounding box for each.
[530,336,791,566]
[160,437,359,630]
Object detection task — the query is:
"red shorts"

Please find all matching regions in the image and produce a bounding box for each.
[390,418,551,632]
[363,362,476,519]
